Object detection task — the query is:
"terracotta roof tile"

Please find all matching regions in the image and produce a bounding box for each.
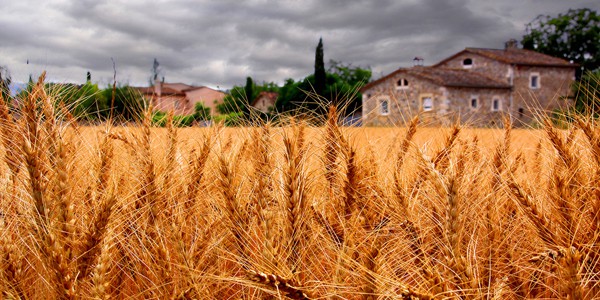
[161,87,186,96]
[361,66,511,92]
[435,48,577,67]
[251,91,279,106]
[136,87,154,95]
[412,67,511,88]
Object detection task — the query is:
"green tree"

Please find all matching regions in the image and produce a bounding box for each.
[194,102,211,121]
[572,70,600,116]
[217,86,249,115]
[314,38,326,96]
[53,82,108,120]
[274,61,372,118]
[274,76,320,116]
[218,80,279,120]
[328,60,372,87]
[101,85,147,121]
[522,8,600,78]
[274,78,300,113]
[327,60,372,113]
[244,76,254,103]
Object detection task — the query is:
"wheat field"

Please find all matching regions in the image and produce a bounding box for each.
[0,77,598,299]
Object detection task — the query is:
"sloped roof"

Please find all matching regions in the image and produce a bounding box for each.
[138,86,186,96]
[136,87,154,94]
[136,83,203,96]
[361,66,511,92]
[434,47,577,68]
[162,83,193,92]
[251,91,279,106]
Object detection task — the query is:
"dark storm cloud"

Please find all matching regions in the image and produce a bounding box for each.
[0,0,598,88]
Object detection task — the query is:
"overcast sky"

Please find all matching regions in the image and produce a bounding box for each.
[1,0,598,90]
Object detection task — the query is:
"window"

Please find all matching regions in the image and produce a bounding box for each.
[174,100,180,109]
[396,78,409,89]
[463,58,473,68]
[530,73,540,89]
[518,107,524,118]
[422,96,433,111]
[379,98,390,115]
[491,98,502,112]
[470,97,478,110]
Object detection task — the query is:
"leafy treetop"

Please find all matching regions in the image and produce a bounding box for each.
[522,8,600,78]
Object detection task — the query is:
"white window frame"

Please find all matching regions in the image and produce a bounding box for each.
[529,73,540,89]
[379,97,390,116]
[421,95,433,112]
[469,96,479,110]
[396,78,409,90]
[491,98,502,112]
[462,58,473,69]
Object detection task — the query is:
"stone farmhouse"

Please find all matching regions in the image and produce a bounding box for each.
[137,80,226,116]
[360,41,577,126]
[251,91,278,113]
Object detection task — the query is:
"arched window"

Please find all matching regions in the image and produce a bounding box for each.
[463,58,473,68]
[396,78,409,89]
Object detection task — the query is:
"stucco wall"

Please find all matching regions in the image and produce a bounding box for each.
[153,95,189,115]
[185,88,226,115]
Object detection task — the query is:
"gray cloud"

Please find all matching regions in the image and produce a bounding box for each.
[0,0,598,89]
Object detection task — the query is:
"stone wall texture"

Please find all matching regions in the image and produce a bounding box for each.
[362,71,511,127]
[363,51,575,127]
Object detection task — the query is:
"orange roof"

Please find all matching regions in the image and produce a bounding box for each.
[251,91,279,106]
[361,66,511,92]
[434,47,577,68]
[135,83,213,96]
[135,87,154,95]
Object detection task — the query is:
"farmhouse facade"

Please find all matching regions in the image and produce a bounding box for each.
[361,41,577,126]
[251,91,278,113]
[137,80,226,115]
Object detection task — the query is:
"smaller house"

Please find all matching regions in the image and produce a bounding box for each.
[251,91,278,113]
[137,80,226,115]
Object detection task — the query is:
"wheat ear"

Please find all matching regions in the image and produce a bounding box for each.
[393,115,418,217]
[282,122,309,275]
[247,270,312,300]
[324,105,342,191]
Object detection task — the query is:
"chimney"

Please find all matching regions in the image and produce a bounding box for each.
[413,56,424,66]
[505,39,518,50]
[154,79,162,97]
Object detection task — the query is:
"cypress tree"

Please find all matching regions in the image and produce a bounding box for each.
[314,38,326,96]
[244,76,254,103]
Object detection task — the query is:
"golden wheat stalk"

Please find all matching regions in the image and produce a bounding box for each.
[246,270,312,300]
